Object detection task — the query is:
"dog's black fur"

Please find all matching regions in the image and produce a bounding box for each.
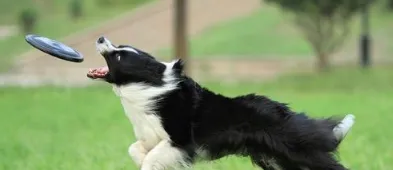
[91,37,351,170]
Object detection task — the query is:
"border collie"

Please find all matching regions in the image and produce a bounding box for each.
[87,36,355,170]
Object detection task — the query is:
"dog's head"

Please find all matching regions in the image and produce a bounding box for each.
[87,37,184,86]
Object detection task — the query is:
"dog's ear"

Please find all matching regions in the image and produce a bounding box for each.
[172,59,185,74]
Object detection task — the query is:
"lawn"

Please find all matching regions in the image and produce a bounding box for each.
[0,0,151,71]
[1,66,392,169]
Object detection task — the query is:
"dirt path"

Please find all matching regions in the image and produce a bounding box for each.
[0,0,262,86]
[0,25,16,40]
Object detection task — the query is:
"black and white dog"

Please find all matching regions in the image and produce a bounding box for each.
[87,37,355,170]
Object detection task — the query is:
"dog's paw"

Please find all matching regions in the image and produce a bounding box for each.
[128,141,148,167]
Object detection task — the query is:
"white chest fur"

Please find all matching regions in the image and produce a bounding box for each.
[112,81,176,150]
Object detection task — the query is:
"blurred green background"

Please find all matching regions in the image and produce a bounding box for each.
[0,0,392,169]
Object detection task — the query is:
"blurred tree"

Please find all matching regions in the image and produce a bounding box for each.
[19,8,39,34]
[265,0,374,71]
[70,0,83,20]
[386,0,393,10]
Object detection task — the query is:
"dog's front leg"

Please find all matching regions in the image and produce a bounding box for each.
[141,140,189,170]
[128,141,149,168]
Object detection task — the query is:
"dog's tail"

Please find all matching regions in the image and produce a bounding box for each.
[333,114,355,142]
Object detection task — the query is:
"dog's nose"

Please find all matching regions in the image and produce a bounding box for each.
[97,36,105,44]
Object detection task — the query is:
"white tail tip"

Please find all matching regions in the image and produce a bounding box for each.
[333,114,355,140]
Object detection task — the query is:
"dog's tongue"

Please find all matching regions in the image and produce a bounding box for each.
[87,66,108,78]
[95,66,108,73]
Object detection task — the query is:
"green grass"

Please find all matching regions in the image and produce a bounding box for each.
[1,66,393,169]
[0,0,151,72]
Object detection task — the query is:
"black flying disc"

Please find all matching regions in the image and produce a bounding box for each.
[25,34,83,63]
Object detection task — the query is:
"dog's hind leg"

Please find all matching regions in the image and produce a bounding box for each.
[251,154,303,170]
[275,158,307,170]
[250,154,275,170]
[141,140,190,170]
[292,152,348,170]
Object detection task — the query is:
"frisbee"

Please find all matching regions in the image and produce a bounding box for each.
[25,34,84,63]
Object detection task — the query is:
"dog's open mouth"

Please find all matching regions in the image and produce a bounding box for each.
[87,66,108,79]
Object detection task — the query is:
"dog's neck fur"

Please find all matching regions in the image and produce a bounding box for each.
[111,61,181,149]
